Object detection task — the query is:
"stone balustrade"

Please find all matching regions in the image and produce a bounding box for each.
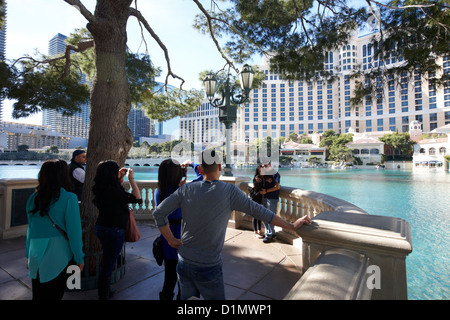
[0,175,412,299]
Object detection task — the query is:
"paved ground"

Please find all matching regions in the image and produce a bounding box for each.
[0,222,303,300]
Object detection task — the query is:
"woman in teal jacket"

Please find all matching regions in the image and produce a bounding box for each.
[26,160,84,300]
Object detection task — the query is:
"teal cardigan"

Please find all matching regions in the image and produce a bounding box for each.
[26,188,84,283]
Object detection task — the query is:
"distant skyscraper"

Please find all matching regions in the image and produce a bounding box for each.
[0,1,7,122]
[48,33,67,56]
[127,106,154,141]
[42,33,90,138]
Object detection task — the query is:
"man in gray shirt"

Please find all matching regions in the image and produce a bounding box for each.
[153,150,311,300]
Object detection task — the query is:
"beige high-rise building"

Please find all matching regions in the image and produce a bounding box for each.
[241,31,450,142]
[181,31,450,147]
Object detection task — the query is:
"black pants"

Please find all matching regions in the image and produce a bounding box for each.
[253,218,262,231]
[161,257,180,300]
[32,266,68,300]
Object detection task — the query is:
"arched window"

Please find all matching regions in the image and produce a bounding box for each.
[370,148,380,155]
[353,149,360,155]
[429,148,436,155]
[361,149,370,154]
[420,148,426,154]
[439,147,447,155]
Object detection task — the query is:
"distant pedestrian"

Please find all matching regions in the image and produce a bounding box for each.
[26,159,85,300]
[69,149,86,202]
[259,162,281,243]
[92,160,142,299]
[249,165,265,239]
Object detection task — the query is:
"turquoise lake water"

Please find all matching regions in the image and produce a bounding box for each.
[1,165,449,300]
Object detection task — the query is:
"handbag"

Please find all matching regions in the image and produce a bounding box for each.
[125,210,141,242]
[48,214,69,241]
[153,236,164,266]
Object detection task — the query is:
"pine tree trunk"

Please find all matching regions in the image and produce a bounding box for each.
[79,0,134,278]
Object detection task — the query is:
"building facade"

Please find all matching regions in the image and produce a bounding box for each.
[42,33,90,138]
[127,106,155,141]
[238,31,450,143]
[0,121,71,151]
[181,31,450,168]
[0,1,6,122]
[179,100,229,146]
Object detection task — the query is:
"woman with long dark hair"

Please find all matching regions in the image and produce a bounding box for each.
[92,160,142,299]
[26,160,84,300]
[155,159,202,300]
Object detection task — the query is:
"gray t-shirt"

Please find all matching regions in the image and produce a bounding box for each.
[153,180,275,266]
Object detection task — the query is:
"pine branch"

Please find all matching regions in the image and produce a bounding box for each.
[63,0,96,23]
[128,7,186,91]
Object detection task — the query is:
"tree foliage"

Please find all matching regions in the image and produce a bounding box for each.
[1,27,203,122]
[6,54,90,118]
[319,129,354,161]
[3,1,448,121]
[195,0,449,98]
[379,131,415,160]
[0,0,5,30]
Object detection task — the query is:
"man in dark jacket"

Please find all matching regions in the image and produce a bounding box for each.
[69,149,86,202]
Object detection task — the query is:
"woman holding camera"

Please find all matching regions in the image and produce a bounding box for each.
[155,159,202,300]
[92,160,142,299]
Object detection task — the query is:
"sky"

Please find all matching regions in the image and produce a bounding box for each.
[2,0,258,134]
[2,0,368,134]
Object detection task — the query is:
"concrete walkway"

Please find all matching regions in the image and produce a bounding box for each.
[0,222,303,300]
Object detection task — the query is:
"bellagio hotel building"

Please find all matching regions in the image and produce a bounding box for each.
[180,31,450,145]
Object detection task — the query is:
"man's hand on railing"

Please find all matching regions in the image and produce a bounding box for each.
[292,215,312,230]
[272,214,311,231]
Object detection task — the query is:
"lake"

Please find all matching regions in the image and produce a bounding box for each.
[1,164,449,300]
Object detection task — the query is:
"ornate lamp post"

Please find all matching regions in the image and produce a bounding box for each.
[203,64,255,176]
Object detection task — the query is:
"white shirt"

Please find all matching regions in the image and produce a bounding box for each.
[72,168,85,183]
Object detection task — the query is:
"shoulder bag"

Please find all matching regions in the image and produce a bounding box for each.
[125,210,141,242]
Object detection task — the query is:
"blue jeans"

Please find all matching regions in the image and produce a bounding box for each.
[263,198,278,237]
[176,259,225,300]
[94,225,125,278]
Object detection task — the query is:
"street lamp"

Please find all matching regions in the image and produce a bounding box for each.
[203,64,255,176]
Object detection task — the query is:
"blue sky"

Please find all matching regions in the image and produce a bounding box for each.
[3,0,248,133]
[3,0,368,133]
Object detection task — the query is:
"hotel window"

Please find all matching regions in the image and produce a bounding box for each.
[430,113,437,122]
[389,117,396,131]
[377,118,383,131]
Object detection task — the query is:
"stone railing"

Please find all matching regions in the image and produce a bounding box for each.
[237,181,367,246]
[0,176,412,299]
[1,177,364,238]
[122,180,158,220]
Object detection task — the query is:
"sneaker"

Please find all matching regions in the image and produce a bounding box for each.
[262,235,274,243]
